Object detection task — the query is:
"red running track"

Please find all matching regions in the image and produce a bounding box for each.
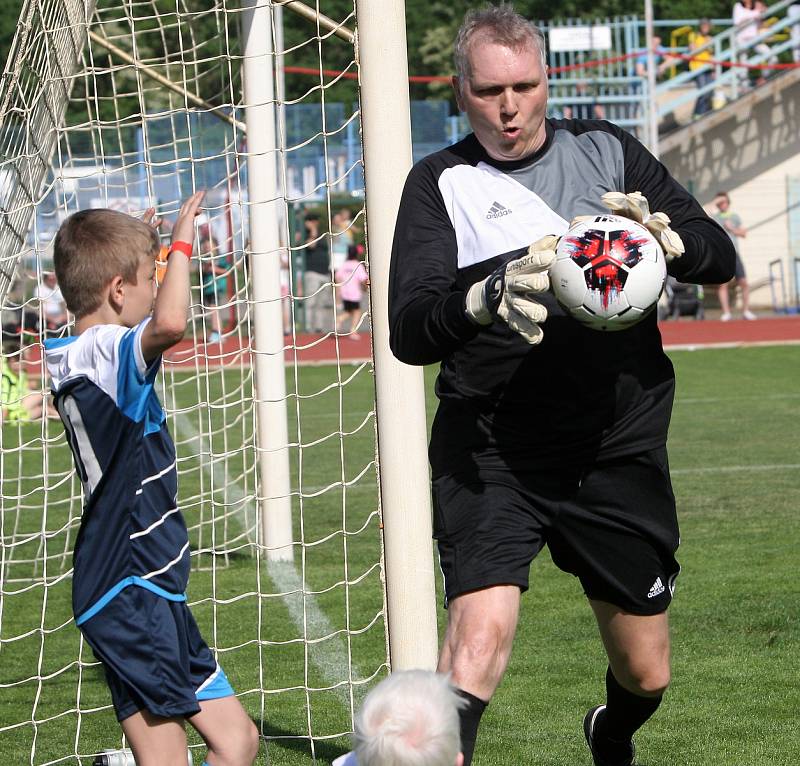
[657,314,800,350]
[161,315,800,367]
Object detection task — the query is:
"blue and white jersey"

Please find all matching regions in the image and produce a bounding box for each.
[45,320,190,625]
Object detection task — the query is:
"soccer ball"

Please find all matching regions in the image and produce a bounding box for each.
[550,214,666,331]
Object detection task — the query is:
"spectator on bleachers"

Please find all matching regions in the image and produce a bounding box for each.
[634,36,674,81]
[563,81,605,120]
[732,0,773,87]
[689,19,715,117]
[333,671,466,766]
[789,2,800,63]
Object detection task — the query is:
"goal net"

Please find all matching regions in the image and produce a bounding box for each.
[0,1,398,763]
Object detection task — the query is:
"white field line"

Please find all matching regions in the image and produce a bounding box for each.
[671,463,800,475]
[675,393,800,405]
[664,339,800,351]
[174,411,364,708]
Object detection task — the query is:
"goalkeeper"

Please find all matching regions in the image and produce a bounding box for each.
[45,194,259,766]
[389,6,735,766]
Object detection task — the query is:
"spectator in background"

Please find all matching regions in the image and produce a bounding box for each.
[335,244,369,340]
[732,0,763,87]
[1,325,56,422]
[331,208,356,272]
[562,81,605,120]
[634,35,674,81]
[713,191,756,320]
[34,271,68,334]
[789,2,800,63]
[689,19,715,117]
[300,212,333,333]
[333,670,466,766]
[753,0,779,83]
[630,36,674,133]
[200,234,229,343]
[280,248,292,333]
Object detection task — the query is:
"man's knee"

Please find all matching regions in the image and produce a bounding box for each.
[616,654,671,697]
[448,612,516,684]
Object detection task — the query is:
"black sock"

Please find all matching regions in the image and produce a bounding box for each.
[456,689,487,766]
[597,666,663,747]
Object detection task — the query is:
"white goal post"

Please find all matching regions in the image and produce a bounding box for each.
[354,0,438,672]
[0,0,437,762]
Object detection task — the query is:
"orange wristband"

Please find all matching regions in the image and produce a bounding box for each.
[169,240,193,259]
[156,246,169,285]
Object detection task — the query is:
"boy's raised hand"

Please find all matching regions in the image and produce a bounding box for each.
[171,191,206,249]
[141,206,163,231]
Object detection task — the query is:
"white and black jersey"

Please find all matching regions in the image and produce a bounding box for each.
[389,119,735,477]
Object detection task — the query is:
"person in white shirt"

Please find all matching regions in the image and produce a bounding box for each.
[34,272,68,332]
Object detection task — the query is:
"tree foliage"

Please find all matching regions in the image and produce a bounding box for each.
[0,0,741,113]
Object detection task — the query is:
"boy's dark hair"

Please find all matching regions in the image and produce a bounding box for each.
[53,208,160,318]
[304,212,321,222]
[347,243,365,260]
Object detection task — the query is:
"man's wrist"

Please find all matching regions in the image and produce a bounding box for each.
[465,281,492,325]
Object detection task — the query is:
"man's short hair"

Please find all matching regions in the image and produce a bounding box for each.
[53,208,160,318]
[353,670,466,766]
[454,5,547,89]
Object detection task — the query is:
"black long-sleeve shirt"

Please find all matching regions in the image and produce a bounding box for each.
[389,119,735,477]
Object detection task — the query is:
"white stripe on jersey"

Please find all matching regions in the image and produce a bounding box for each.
[196,663,222,694]
[129,507,180,540]
[141,541,190,580]
[135,459,177,496]
[438,161,568,269]
[61,395,103,497]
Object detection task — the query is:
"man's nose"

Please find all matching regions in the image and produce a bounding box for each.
[499,89,517,117]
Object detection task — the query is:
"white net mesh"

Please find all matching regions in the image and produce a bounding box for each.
[0,2,387,763]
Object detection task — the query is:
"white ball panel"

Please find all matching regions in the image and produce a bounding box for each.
[550,257,589,309]
[622,259,667,310]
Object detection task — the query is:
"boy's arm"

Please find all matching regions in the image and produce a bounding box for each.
[141,191,205,362]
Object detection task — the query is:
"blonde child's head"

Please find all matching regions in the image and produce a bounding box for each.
[53,209,160,318]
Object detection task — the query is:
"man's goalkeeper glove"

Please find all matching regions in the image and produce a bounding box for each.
[465,235,558,345]
[601,191,685,262]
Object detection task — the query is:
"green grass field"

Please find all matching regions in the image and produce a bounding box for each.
[1,345,798,765]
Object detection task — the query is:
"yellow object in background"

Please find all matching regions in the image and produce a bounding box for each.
[156,245,169,285]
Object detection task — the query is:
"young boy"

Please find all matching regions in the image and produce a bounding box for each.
[44,193,259,766]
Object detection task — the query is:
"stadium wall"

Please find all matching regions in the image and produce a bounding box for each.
[661,70,800,307]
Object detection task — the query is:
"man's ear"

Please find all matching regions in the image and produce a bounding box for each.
[452,76,464,112]
[108,275,125,314]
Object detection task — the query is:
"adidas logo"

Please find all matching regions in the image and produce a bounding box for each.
[647,577,666,599]
[486,201,512,220]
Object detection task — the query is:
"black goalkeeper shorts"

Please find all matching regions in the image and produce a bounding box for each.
[431,447,680,616]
